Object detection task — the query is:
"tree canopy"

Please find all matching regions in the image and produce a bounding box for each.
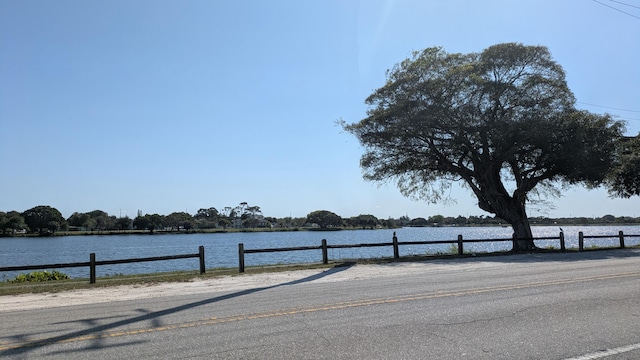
[22,205,66,235]
[343,43,626,250]
[607,135,640,198]
[306,210,343,229]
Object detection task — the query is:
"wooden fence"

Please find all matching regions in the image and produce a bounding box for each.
[578,231,640,251]
[0,246,205,284]
[238,231,640,272]
[3,231,639,280]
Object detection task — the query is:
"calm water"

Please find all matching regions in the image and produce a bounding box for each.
[2,226,639,280]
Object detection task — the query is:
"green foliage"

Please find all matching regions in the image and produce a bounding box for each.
[0,211,27,235]
[342,42,625,249]
[22,205,66,235]
[306,210,343,228]
[133,213,164,232]
[8,270,70,283]
[607,134,640,198]
[348,214,380,229]
[67,210,118,231]
[194,207,220,229]
[164,212,195,230]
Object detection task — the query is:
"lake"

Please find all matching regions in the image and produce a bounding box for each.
[2,225,639,280]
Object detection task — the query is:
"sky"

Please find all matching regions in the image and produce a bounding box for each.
[1,0,639,220]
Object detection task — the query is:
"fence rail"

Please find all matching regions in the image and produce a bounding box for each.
[578,231,640,251]
[4,231,640,280]
[238,231,640,272]
[0,246,205,284]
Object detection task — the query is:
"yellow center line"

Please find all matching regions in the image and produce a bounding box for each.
[2,271,639,351]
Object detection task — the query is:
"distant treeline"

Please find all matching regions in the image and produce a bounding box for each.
[1,203,639,237]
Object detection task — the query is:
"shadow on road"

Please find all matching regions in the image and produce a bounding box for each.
[1,263,354,356]
[363,247,640,268]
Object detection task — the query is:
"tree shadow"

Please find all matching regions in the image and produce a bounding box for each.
[0,263,354,357]
[360,247,640,267]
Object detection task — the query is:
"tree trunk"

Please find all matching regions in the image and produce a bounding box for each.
[470,164,535,252]
[511,216,535,252]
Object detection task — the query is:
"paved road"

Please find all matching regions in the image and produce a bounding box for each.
[2,250,640,359]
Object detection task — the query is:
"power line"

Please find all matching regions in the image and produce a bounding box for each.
[592,0,640,19]
[577,101,640,113]
[609,0,640,10]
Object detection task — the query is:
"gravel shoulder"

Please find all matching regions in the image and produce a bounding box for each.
[0,260,502,312]
[4,249,634,312]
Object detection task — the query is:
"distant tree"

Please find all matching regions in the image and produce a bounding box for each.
[22,205,66,235]
[194,207,219,229]
[164,212,194,230]
[601,215,616,223]
[133,213,164,233]
[343,43,624,250]
[232,202,249,227]
[291,217,308,228]
[86,210,116,231]
[351,214,379,229]
[218,207,234,227]
[398,215,411,226]
[132,215,149,231]
[68,210,116,231]
[0,211,27,235]
[455,216,468,226]
[306,210,343,229]
[409,217,428,227]
[67,212,91,228]
[427,215,445,226]
[217,218,232,229]
[607,135,640,198]
[115,216,132,230]
[242,205,263,228]
[382,217,398,229]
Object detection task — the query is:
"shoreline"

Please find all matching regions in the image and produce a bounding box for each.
[3,223,640,238]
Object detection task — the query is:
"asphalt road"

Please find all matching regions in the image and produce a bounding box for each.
[2,249,640,359]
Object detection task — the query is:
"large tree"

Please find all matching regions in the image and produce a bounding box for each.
[22,205,66,235]
[343,43,624,250]
[306,210,343,229]
[164,212,194,230]
[194,207,220,229]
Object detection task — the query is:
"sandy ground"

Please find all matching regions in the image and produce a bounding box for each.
[0,260,499,312]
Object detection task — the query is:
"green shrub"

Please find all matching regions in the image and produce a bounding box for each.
[8,270,70,283]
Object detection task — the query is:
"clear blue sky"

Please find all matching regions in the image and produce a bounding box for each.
[1,0,639,220]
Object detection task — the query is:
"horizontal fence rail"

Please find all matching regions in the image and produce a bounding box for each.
[0,246,205,284]
[238,232,567,272]
[238,231,639,272]
[578,231,640,251]
[4,231,640,279]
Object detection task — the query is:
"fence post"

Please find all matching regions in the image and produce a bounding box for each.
[90,253,96,284]
[458,235,464,255]
[393,232,399,259]
[559,231,565,251]
[199,246,205,274]
[512,233,517,251]
[239,243,245,273]
[579,231,584,252]
[322,239,328,264]
[619,231,625,249]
